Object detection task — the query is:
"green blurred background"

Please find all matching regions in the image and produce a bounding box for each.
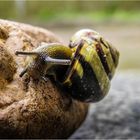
[0,1,140,71]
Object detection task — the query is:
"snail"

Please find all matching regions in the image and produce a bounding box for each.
[15,29,119,103]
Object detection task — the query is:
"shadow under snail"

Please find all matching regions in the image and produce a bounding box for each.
[15,29,119,103]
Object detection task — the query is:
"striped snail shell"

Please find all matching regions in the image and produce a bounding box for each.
[62,29,119,102]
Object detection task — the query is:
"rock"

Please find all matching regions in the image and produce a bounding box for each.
[0,19,88,138]
[71,71,140,139]
[0,40,17,89]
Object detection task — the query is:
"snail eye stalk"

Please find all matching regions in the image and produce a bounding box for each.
[15,51,39,56]
[45,57,71,65]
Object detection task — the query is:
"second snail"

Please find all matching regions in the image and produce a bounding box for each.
[15,29,119,103]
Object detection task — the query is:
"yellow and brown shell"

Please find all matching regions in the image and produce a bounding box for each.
[62,29,119,102]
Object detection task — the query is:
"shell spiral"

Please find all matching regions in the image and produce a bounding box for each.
[62,29,119,102]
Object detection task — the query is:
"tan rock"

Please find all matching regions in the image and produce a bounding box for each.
[0,19,88,138]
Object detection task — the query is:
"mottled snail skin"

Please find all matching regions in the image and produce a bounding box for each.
[63,29,119,102]
[15,43,72,80]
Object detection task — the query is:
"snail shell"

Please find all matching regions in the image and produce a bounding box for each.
[62,29,119,102]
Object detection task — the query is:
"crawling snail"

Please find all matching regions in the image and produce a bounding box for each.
[15,29,119,103]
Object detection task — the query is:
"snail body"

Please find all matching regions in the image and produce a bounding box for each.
[15,29,119,103]
[16,43,72,80]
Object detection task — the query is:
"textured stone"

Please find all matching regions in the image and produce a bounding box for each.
[0,19,88,139]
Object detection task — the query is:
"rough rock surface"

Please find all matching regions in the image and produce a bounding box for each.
[0,19,88,138]
[71,71,140,139]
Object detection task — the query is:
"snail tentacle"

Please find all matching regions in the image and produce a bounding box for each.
[45,56,71,65]
[19,67,28,77]
[15,51,39,56]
